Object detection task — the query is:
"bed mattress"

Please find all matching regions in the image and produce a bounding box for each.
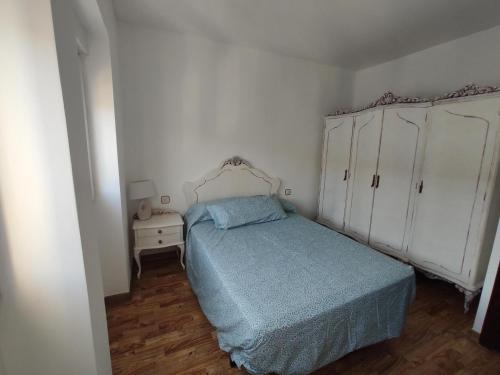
[186,213,415,375]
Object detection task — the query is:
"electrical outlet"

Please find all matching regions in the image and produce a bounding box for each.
[160,195,171,204]
[284,188,292,196]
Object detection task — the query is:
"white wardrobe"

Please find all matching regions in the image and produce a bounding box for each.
[318,89,500,310]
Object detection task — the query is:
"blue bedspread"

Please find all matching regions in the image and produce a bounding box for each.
[186,212,415,375]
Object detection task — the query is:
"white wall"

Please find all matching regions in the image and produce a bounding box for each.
[353,26,500,107]
[51,0,112,373]
[74,0,131,297]
[0,0,104,373]
[118,24,353,217]
[96,0,131,296]
[474,218,500,333]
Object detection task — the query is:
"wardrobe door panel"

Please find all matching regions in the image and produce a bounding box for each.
[369,107,427,256]
[345,110,383,241]
[319,117,354,229]
[409,99,497,277]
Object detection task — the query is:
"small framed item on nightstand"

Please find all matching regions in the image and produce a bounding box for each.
[132,212,184,278]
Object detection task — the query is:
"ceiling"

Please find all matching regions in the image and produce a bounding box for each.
[113,0,500,69]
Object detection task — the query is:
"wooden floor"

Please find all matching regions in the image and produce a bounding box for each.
[106,252,500,374]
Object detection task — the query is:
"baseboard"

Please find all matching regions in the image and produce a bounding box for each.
[105,291,131,308]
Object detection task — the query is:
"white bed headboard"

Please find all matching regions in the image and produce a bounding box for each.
[183,157,281,206]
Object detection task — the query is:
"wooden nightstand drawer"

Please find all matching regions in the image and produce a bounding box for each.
[133,213,185,277]
[135,232,182,248]
[136,226,180,238]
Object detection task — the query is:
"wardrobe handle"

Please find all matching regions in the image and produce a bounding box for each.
[418,180,424,194]
[343,169,348,181]
[375,175,380,188]
[370,174,376,187]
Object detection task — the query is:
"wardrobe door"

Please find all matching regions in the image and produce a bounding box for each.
[369,107,427,257]
[409,98,499,278]
[345,110,383,242]
[319,117,354,230]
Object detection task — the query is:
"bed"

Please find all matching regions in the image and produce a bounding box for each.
[183,157,415,375]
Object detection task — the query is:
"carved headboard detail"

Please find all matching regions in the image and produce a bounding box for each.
[183,157,281,206]
[221,156,251,168]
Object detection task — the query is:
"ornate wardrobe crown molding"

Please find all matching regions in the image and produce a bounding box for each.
[432,83,500,101]
[332,84,500,116]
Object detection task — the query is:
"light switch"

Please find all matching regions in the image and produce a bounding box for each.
[160,195,170,204]
[284,188,292,196]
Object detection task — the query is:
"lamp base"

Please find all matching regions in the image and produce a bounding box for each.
[137,198,152,220]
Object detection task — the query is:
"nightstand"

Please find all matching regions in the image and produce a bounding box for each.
[132,213,184,278]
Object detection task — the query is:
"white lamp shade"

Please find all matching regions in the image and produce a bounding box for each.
[128,179,156,200]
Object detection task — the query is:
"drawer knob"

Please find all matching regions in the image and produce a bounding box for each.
[158,229,162,234]
[158,239,163,244]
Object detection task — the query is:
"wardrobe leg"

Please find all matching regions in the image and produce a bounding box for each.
[464,291,474,314]
[455,285,479,314]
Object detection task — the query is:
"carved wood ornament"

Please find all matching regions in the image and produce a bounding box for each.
[221,156,251,168]
[333,84,500,116]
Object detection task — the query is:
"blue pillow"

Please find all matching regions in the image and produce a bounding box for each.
[206,195,287,229]
[184,201,213,227]
[277,197,297,213]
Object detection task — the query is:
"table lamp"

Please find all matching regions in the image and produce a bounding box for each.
[128,179,156,220]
